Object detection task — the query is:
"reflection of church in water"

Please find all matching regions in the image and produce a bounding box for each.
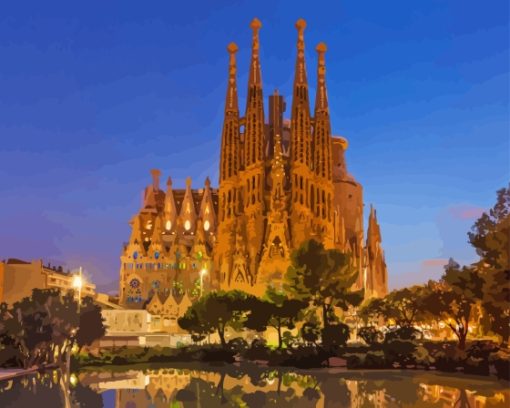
[118,18,388,311]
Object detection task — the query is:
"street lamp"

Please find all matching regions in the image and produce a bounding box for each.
[199,268,207,298]
[73,266,83,312]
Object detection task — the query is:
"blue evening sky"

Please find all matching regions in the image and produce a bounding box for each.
[0,1,508,290]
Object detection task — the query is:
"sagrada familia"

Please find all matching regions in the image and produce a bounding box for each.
[119,19,388,310]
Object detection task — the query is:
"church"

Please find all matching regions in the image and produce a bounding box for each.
[119,19,388,310]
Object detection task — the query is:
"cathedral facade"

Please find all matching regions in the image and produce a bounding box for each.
[119,19,388,309]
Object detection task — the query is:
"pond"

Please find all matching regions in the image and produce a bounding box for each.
[0,364,508,407]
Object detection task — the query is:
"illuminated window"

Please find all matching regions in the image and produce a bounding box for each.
[146,221,152,230]
[165,220,172,230]
[205,206,210,215]
[184,220,191,231]
[154,251,160,259]
[203,220,210,231]
[133,251,138,259]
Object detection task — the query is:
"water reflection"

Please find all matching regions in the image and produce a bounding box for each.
[0,365,508,407]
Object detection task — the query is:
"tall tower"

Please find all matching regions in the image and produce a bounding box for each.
[242,18,266,286]
[289,19,314,247]
[366,205,388,297]
[312,42,335,247]
[216,42,245,288]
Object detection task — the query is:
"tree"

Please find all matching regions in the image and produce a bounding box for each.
[358,297,385,326]
[0,289,105,369]
[285,239,364,333]
[469,185,510,345]
[468,184,509,272]
[422,260,484,349]
[244,287,306,348]
[178,290,256,347]
[75,297,106,353]
[383,286,428,328]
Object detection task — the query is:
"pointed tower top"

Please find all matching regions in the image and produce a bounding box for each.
[250,17,262,31]
[295,18,307,32]
[248,18,262,87]
[204,176,211,188]
[150,169,161,190]
[225,42,239,113]
[227,42,238,54]
[185,177,192,188]
[314,42,329,113]
[293,18,308,88]
[166,176,172,188]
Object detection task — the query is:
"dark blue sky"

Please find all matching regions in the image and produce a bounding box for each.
[0,1,508,289]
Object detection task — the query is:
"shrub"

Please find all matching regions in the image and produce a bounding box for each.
[432,347,466,372]
[384,327,422,342]
[383,340,418,367]
[322,323,350,349]
[345,353,365,369]
[364,351,387,368]
[466,341,499,359]
[412,346,435,368]
[358,326,382,346]
[279,345,329,369]
[489,351,510,380]
[464,356,489,376]
[227,337,248,353]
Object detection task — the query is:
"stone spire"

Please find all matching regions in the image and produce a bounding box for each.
[219,43,241,183]
[163,177,177,233]
[179,177,197,233]
[290,18,312,167]
[366,205,388,297]
[244,18,265,168]
[313,42,333,181]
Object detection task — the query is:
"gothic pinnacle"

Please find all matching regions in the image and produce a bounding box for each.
[248,18,262,87]
[294,18,308,86]
[225,42,239,112]
[315,42,329,112]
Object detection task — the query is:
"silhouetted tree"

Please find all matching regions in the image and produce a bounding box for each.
[245,287,306,348]
[285,240,363,333]
[178,290,256,347]
[469,185,510,345]
[422,260,484,349]
[76,297,106,353]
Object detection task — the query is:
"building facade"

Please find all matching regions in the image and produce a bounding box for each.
[119,19,388,308]
[0,259,96,305]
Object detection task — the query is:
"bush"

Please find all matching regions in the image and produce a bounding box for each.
[489,351,510,380]
[364,351,387,368]
[383,340,418,367]
[466,341,499,359]
[432,347,466,372]
[412,346,435,368]
[358,326,382,346]
[345,353,365,369]
[279,346,329,369]
[464,356,489,376]
[322,323,350,349]
[227,337,248,353]
[384,327,422,342]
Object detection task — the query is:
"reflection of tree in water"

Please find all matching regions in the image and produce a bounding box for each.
[0,370,102,408]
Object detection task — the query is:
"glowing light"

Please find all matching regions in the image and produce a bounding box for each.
[203,220,210,231]
[72,275,83,290]
[165,220,172,230]
[184,220,191,230]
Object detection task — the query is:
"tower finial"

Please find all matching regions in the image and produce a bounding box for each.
[225,42,239,112]
[150,169,161,190]
[293,18,308,86]
[315,42,329,112]
[248,18,262,87]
